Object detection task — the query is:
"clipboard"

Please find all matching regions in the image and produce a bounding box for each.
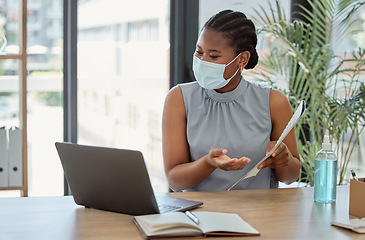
[227,100,306,191]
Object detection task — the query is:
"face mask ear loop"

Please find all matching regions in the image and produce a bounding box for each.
[226,67,241,81]
[226,52,242,67]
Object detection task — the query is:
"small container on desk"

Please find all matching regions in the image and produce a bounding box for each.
[349,178,365,218]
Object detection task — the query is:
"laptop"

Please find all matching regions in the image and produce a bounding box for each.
[55,142,203,215]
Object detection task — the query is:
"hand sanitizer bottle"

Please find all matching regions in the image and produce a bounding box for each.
[314,130,337,203]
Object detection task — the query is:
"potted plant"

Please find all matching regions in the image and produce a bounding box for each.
[251,0,365,185]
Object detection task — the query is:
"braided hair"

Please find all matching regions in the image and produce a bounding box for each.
[202,10,258,69]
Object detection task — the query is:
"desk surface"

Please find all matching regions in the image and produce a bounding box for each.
[0,186,361,240]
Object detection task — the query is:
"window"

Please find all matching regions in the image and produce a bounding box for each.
[0,0,64,197]
[77,0,170,192]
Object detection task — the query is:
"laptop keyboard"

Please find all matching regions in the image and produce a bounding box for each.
[158,203,181,213]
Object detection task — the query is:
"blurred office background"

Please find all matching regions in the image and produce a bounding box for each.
[0,0,364,197]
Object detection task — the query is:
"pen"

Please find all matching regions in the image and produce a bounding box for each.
[185,211,199,224]
[351,169,358,181]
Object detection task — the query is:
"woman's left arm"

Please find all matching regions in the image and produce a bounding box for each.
[257,89,301,184]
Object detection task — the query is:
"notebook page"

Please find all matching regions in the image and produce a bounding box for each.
[195,212,259,235]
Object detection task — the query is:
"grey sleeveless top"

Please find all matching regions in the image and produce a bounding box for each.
[178,78,278,191]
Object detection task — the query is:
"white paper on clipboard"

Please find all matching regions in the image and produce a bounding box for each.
[227,100,306,191]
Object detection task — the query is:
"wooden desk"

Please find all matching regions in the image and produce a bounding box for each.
[0,186,361,239]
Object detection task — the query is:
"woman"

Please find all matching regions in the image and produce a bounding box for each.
[162,10,301,192]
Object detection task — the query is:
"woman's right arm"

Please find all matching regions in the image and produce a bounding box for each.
[162,86,250,191]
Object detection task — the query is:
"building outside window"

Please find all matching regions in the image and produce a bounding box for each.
[77,0,170,192]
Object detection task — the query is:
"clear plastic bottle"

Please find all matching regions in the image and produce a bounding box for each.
[314,130,337,203]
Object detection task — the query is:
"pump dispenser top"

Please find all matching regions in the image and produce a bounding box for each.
[322,130,331,150]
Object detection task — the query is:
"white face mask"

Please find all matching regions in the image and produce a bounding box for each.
[192,53,241,90]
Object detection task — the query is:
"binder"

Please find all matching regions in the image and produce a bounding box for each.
[8,126,22,187]
[0,127,8,187]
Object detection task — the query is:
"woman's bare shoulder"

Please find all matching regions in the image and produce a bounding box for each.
[269,89,292,112]
[165,85,183,106]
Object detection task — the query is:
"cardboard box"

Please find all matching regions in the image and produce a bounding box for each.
[349,178,365,218]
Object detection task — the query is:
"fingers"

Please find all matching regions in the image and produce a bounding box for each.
[220,157,250,171]
[207,148,228,168]
[266,141,288,157]
[259,142,290,170]
[208,148,250,171]
[210,148,227,158]
[271,142,285,158]
[238,157,251,170]
[258,157,289,170]
[266,141,276,155]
